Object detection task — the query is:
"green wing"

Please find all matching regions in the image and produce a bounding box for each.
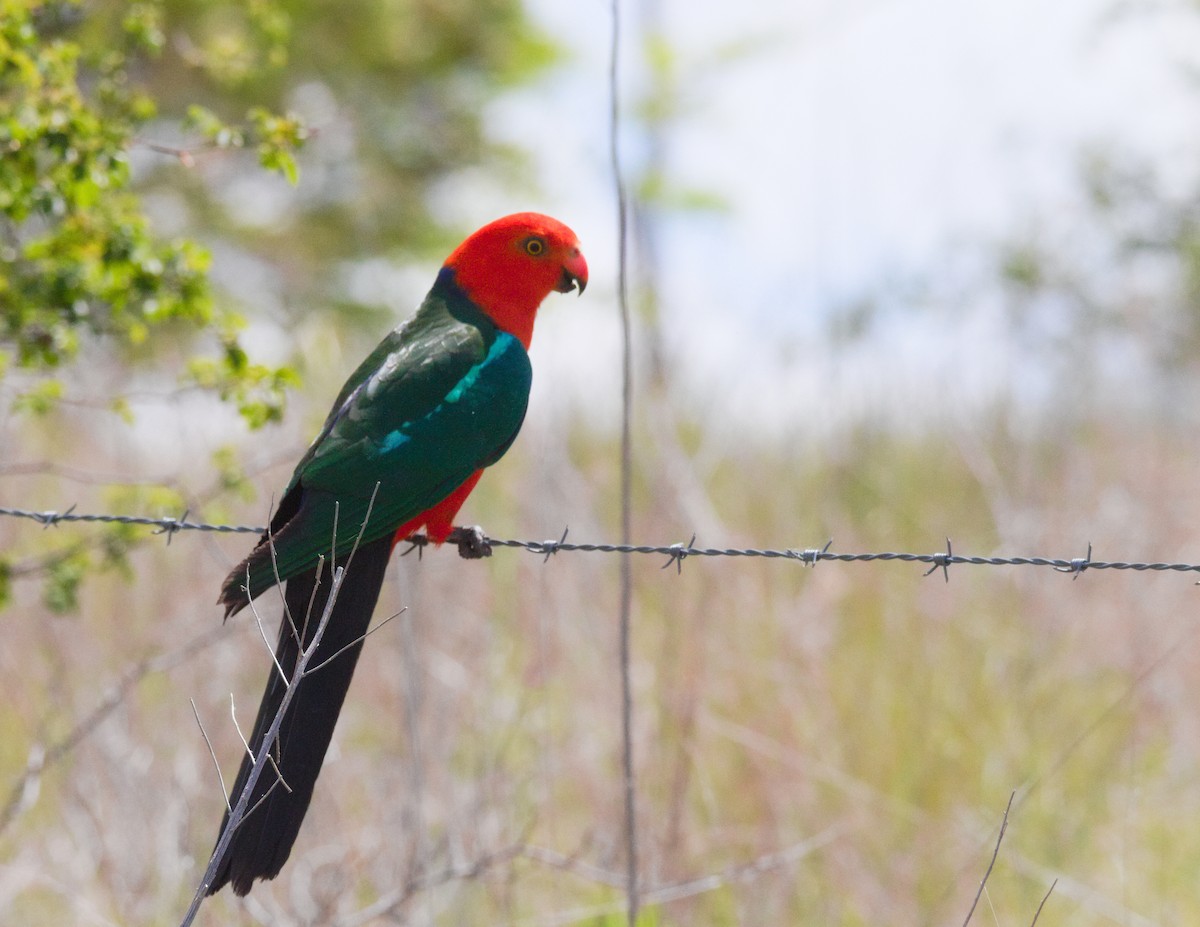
[223,272,532,608]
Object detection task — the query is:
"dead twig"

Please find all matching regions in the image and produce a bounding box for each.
[1030,879,1057,927]
[963,792,1015,926]
[180,486,380,926]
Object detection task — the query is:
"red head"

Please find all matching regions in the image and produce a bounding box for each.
[444,212,588,348]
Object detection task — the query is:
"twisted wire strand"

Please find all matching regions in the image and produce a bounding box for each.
[2,505,1198,575]
[0,505,261,535]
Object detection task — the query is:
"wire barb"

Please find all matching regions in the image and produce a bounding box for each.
[1054,542,1093,580]
[399,534,427,559]
[924,538,954,583]
[535,527,570,563]
[798,540,833,568]
[661,534,697,574]
[153,508,190,545]
[35,504,75,528]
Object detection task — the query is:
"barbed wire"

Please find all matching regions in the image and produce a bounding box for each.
[0,505,262,537]
[4,505,1200,580]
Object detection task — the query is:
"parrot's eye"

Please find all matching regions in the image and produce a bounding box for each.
[523,237,546,256]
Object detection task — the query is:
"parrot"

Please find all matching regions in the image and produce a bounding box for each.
[206,213,587,896]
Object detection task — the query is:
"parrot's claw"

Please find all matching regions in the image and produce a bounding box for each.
[448,525,492,559]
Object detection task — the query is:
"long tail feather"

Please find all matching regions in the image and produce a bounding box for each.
[207,534,393,896]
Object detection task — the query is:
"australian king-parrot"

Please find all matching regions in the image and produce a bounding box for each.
[206,213,587,896]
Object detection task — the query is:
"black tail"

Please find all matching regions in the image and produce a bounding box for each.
[207,535,393,896]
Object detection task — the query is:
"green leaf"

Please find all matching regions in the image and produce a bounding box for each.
[211,445,256,501]
[43,549,90,614]
[186,347,299,429]
[11,378,64,416]
[122,2,165,55]
[184,104,244,148]
[248,106,306,185]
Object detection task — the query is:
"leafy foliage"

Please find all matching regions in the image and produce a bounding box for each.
[0,0,556,610]
[0,0,299,424]
[2,0,560,420]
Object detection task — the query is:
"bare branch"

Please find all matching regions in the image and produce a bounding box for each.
[963,792,1015,927]
[229,694,253,766]
[524,844,625,889]
[645,825,846,906]
[265,509,302,651]
[180,560,348,924]
[0,460,181,486]
[304,608,405,677]
[190,699,230,813]
[524,824,846,906]
[1030,879,1057,927]
[134,137,206,166]
[249,594,288,684]
[0,626,226,836]
[181,486,380,924]
[334,840,527,927]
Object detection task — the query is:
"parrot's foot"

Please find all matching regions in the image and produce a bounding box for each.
[447,525,492,559]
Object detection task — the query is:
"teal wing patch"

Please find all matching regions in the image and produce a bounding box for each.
[253,328,531,594]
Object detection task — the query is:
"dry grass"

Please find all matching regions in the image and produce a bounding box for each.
[4,388,1200,925]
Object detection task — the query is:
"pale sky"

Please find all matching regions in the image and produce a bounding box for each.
[511,0,1200,301]
[471,0,1200,433]
[118,1,1200,479]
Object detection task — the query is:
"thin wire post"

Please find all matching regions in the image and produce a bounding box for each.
[609,0,639,921]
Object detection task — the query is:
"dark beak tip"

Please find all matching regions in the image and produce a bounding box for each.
[557,267,587,296]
